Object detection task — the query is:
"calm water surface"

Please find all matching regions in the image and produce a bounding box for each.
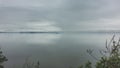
[0,33,118,68]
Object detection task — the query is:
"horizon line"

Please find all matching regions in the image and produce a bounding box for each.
[0,30,120,33]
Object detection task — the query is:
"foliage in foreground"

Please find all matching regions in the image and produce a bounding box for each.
[22,59,40,68]
[79,35,120,68]
[0,48,8,68]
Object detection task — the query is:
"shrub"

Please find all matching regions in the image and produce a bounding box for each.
[80,35,120,68]
[0,48,8,68]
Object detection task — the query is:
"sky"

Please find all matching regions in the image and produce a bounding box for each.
[0,0,120,32]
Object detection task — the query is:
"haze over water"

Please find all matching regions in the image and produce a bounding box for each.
[0,32,117,68]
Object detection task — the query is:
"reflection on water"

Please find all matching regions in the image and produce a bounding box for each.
[26,34,61,44]
[0,33,61,44]
[0,33,118,68]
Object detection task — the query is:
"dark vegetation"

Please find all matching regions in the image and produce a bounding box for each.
[79,35,120,68]
[0,48,7,68]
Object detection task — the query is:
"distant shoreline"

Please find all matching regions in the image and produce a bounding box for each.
[0,30,119,34]
[0,31,62,34]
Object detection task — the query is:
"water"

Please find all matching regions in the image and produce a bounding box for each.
[0,33,118,68]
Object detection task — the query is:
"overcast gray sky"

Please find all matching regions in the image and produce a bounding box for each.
[0,0,120,32]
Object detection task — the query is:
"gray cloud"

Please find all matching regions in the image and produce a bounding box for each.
[0,0,120,31]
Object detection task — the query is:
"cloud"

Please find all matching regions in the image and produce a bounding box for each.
[0,21,61,32]
[0,0,120,31]
[0,0,63,8]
